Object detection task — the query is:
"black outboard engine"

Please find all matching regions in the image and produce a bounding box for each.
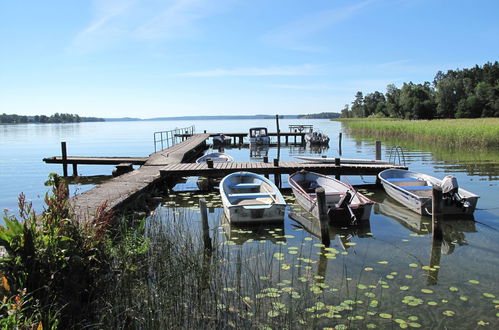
[440,176,471,209]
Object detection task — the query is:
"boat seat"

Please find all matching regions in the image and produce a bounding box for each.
[404,186,433,190]
[228,192,273,199]
[228,183,261,189]
[386,178,421,182]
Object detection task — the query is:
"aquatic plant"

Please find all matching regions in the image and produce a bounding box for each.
[336,118,499,149]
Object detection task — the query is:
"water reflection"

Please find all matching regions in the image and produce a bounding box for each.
[221,213,286,245]
[289,207,372,249]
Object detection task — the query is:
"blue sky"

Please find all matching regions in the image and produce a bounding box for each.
[1,0,498,118]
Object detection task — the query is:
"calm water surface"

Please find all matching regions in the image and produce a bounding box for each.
[2,119,499,328]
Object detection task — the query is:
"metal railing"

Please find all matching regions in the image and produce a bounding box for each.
[388,145,406,166]
[153,125,195,152]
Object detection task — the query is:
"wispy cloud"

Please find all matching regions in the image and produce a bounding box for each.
[262,0,374,52]
[177,64,320,77]
[69,0,235,52]
[266,83,350,92]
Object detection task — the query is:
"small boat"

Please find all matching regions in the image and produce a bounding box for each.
[213,134,232,146]
[196,152,234,164]
[220,171,286,224]
[378,169,479,216]
[294,156,391,165]
[305,131,330,145]
[249,127,270,145]
[289,170,373,224]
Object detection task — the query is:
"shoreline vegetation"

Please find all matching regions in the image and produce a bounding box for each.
[335,118,499,149]
[0,113,104,124]
[339,61,498,120]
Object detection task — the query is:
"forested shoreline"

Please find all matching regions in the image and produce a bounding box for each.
[340,61,499,119]
[0,113,104,124]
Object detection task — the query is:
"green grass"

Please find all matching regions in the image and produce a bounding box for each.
[335,118,499,149]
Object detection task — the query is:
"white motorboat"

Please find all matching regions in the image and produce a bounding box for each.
[378,169,479,216]
[248,127,270,145]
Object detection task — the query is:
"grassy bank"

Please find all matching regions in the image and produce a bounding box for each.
[335,118,499,149]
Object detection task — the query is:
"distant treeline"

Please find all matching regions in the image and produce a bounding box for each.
[0,113,104,124]
[340,61,499,119]
[298,112,340,119]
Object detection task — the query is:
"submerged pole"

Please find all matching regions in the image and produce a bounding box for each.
[316,187,330,247]
[338,132,342,155]
[432,186,443,240]
[375,141,382,160]
[199,198,212,251]
[276,114,281,159]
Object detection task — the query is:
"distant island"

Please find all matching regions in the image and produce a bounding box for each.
[2,112,339,124]
[1,113,104,124]
[297,112,341,119]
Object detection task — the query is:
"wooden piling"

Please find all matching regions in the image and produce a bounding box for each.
[263,156,268,163]
[199,198,212,251]
[338,132,342,155]
[375,141,382,160]
[334,158,341,180]
[273,158,279,167]
[72,163,78,176]
[432,186,443,240]
[61,141,68,177]
[206,158,214,168]
[316,187,330,247]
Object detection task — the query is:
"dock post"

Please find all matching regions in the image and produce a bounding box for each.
[273,158,280,187]
[432,186,443,240]
[199,199,212,251]
[338,133,342,155]
[61,141,68,177]
[276,114,281,147]
[334,157,341,180]
[206,158,214,169]
[375,141,382,160]
[316,187,330,247]
[263,156,268,163]
[72,164,78,176]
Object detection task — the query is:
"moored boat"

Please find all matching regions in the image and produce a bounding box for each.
[248,127,270,145]
[213,134,232,146]
[196,152,234,164]
[305,131,330,145]
[378,169,479,216]
[289,170,373,224]
[220,171,286,223]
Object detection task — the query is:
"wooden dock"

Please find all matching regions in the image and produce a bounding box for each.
[69,134,209,221]
[43,132,405,222]
[160,161,406,179]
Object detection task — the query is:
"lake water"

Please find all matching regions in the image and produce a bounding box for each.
[2,119,499,328]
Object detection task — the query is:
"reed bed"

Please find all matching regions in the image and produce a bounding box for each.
[336,118,499,149]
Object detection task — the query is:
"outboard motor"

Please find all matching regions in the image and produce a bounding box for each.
[440,176,471,209]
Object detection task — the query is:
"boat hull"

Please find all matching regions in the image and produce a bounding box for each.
[220,171,286,224]
[289,171,373,224]
[378,169,479,216]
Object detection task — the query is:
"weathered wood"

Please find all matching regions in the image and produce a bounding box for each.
[375,141,382,160]
[199,198,212,251]
[61,141,68,177]
[432,186,443,240]
[316,187,330,247]
[339,132,342,155]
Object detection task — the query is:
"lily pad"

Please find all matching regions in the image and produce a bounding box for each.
[379,313,392,319]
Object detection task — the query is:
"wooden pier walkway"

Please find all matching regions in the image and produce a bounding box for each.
[70,134,209,221]
[160,161,407,179]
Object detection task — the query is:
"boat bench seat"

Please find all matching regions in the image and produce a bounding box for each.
[404,186,433,190]
[228,192,273,199]
[229,183,261,189]
[386,178,427,187]
[386,178,421,182]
